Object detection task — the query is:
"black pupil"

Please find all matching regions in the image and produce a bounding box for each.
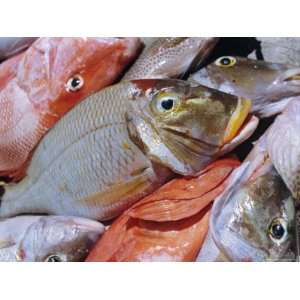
[161,99,174,110]
[221,58,231,65]
[71,77,81,88]
[271,224,285,239]
[48,255,62,262]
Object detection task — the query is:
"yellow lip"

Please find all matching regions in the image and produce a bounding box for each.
[223,97,252,144]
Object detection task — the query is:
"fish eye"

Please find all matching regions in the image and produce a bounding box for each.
[268,218,288,244]
[155,92,180,113]
[215,56,236,68]
[45,254,63,262]
[66,75,84,92]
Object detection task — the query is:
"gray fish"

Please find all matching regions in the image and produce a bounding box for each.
[0,215,104,262]
[190,56,300,117]
[0,79,257,221]
[197,134,295,261]
[124,37,219,80]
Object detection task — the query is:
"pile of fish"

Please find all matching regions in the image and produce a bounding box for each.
[0,37,299,262]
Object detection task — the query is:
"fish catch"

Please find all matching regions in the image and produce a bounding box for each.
[124,37,219,80]
[197,135,296,261]
[0,37,142,181]
[86,158,240,262]
[0,79,256,221]
[190,56,300,117]
[0,215,104,262]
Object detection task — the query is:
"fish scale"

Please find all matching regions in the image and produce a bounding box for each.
[0,82,163,220]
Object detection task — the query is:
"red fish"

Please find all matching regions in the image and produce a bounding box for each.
[0,37,142,181]
[86,158,240,262]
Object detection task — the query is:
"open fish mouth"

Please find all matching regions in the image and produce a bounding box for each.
[220,114,259,155]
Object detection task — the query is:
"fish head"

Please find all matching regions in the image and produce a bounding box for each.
[127,79,256,176]
[22,37,141,116]
[17,216,104,262]
[192,56,300,113]
[211,159,296,262]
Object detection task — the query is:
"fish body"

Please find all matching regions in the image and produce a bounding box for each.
[190,56,300,117]
[0,37,141,180]
[197,135,295,261]
[86,158,240,262]
[0,79,255,221]
[266,99,300,201]
[124,37,219,80]
[0,37,37,61]
[0,215,104,261]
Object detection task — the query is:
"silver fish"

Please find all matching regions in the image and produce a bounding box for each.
[0,79,257,221]
[124,37,219,80]
[0,215,104,262]
[197,134,295,262]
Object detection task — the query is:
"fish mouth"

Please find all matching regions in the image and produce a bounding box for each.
[219,114,259,155]
[223,97,252,144]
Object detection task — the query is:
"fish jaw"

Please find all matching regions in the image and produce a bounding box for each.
[219,114,259,156]
[223,97,252,144]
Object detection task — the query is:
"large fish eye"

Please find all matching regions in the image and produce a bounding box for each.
[215,56,236,68]
[45,254,63,262]
[268,218,288,244]
[66,74,84,92]
[154,92,180,113]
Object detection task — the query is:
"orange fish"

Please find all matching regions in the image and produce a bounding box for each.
[86,158,240,262]
[0,37,142,181]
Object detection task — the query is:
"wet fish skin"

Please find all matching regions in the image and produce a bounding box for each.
[197,135,296,262]
[190,56,300,117]
[0,37,37,61]
[0,215,104,262]
[124,37,219,80]
[0,37,142,181]
[266,99,300,201]
[0,79,254,221]
[86,158,240,262]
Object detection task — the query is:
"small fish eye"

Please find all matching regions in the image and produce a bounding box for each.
[45,255,63,262]
[66,75,84,92]
[215,56,236,68]
[268,218,288,243]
